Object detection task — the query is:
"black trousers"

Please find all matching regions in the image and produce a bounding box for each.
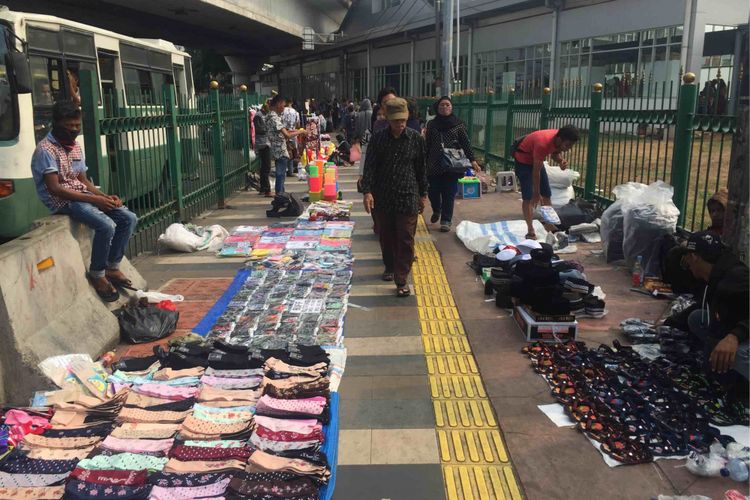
[257,146,272,193]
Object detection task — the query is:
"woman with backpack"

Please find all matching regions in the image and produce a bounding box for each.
[424,96,481,232]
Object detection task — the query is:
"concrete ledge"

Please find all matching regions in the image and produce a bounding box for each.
[0,216,147,404]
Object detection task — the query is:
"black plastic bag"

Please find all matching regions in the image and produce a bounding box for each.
[114,305,179,344]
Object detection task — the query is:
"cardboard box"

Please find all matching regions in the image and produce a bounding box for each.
[514,305,577,342]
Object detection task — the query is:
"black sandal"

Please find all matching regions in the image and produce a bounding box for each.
[382,272,394,282]
[396,285,411,297]
[86,274,120,303]
[108,276,137,291]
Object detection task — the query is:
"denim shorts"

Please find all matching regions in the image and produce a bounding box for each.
[514,160,551,201]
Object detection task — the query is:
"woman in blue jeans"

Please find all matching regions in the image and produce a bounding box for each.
[424,96,481,232]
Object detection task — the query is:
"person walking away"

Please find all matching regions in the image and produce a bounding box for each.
[267,95,305,195]
[371,87,398,130]
[317,111,327,137]
[355,98,373,189]
[361,98,428,297]
[425,96,481,232]
[512,126,579,239]
[406,98,421,133]
[31,100,138,302]
[282,101,301,176]
[682,232,749,385]
[254,102,273,197]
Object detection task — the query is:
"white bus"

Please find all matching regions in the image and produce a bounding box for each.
[0,7,195,239]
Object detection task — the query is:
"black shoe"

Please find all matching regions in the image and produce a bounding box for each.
[430,213,440,224]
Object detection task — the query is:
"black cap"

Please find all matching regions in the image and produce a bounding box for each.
[686,231,724,263]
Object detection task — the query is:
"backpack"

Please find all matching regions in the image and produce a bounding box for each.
[266,193,303,218]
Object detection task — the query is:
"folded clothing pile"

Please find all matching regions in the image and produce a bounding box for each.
[0,391,127,499]
[507,243,607,319]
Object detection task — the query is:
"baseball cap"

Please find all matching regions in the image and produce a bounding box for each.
[686,231,724,263]
[517,239,542,254]
[496,245,521,262]
[385,97,409,120]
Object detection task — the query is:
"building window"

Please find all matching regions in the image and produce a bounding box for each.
[348,68,367,102]
[561,25,683,98]
[474,43,550,98]
[372,63,410,97]
[416,60,437,97]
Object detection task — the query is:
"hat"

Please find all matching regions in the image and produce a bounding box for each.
[495,245,521,262]
[385,97,408,120]
[517,239,542,254]
[686,231,724,263]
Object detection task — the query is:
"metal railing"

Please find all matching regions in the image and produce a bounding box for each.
[419,73,738,232]
[80,71,258,255]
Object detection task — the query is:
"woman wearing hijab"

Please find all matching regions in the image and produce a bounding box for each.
[424,96,481,232]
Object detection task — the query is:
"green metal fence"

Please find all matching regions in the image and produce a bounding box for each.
[79,71,257,255]
[420,73,738,232]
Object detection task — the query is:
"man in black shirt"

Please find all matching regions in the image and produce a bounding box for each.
[362,98,428,297]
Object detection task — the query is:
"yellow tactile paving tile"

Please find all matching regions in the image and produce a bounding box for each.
[413,216,524,500]
[443,465,523,500]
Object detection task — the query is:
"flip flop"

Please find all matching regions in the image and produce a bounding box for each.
[382,272,394,282]
[525,232,537,240]
[396,286,411,298]
[86,274,120,303]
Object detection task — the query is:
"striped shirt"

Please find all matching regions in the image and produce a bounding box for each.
[31,133,89,211]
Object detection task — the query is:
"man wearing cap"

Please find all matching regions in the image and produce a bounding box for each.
[682,232,749,380]
[361,97,428,297]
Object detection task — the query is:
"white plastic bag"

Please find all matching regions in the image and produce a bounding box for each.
[198,224,229,253]
[622,181,679,269]
[545,163,580,208]
[158,223,203,252]
[600,182,647,263]
[136,290,185,303]
[456,220,548,255]
[534,206,561,225]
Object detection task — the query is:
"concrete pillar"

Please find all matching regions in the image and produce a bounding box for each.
[410,39,416,97]
[442,0,454,95]
[366,43,372,98]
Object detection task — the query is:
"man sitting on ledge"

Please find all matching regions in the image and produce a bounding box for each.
[31,100,138,302]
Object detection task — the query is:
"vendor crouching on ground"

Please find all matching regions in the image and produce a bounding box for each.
[512,125,579,239]
[31,100,138,302]
[681,232,749,382]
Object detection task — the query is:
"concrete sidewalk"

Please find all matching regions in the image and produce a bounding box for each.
[127,169,451,500]
[430,187,749,500]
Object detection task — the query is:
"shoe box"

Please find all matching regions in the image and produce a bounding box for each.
[514,304,578,343]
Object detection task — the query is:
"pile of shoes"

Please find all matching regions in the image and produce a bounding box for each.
[523,340,748,465]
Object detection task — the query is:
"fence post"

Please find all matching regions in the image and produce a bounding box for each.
[163,84,185,221]
[672,72,698,226]
[240,85,252,173]
[484,92,494,165]
[79,70,106,192]
[584,83,603,200]
[467,92,475,142]
[210,80,227,208]
[539,87,551,130]
[504,89,515,164]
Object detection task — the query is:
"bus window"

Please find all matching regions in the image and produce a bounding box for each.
[173,64,185,103]
[123,66,153,104]
[0,26,14,140]
[64,61,95,106]
[30,56,63,142]
[150,71,172,103]
[98,52,118,111]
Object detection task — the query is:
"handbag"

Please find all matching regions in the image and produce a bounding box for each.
[438,130,471,176]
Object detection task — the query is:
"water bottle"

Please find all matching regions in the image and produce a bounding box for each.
[721,458,749,482]
[632,255,643,287]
